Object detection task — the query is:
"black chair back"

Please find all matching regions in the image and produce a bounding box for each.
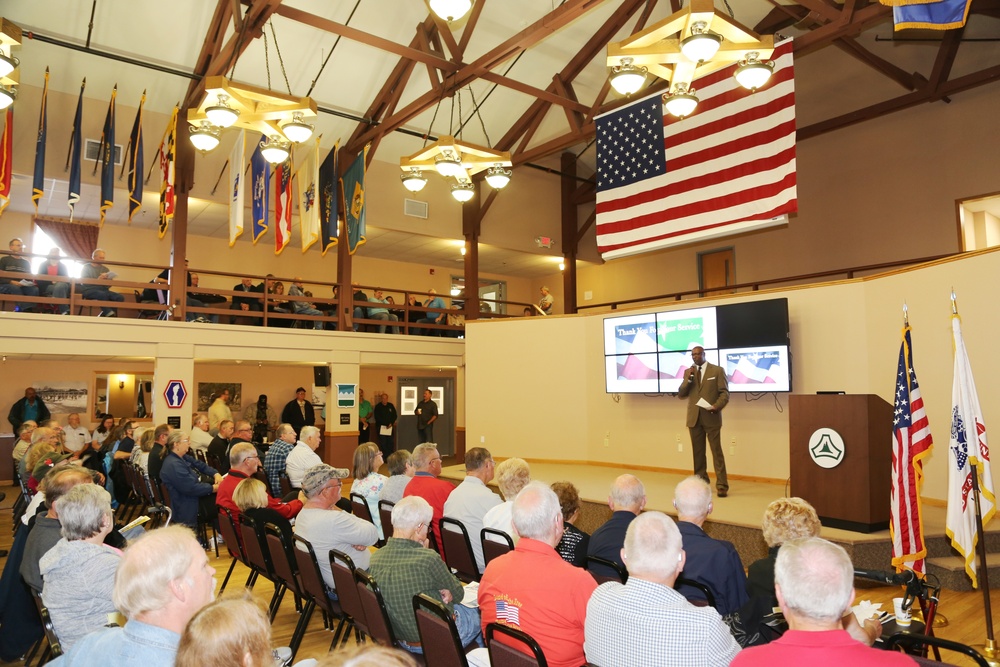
[216,507,248,594]
[885,633,991,667]
[239,513,273,576]
[329,549,369,640]
[350,492,375,524]
[413,593,469,667]
[378,500,395,539]
[265,522,303,599]
[355,569,398,648]
[440,517,480,582]
[486,622,548,667]
[481,528,514,568]
[280,472,293,497]
[292,535,348,651]
[30,589,63,660]
[675,576,716,608]
[584,555,627,584]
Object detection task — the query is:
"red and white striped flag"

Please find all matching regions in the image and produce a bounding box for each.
[947,315,996,587]
[890,326,933,575]
[595,39,796,260]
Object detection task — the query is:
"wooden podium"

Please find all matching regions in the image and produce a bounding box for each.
[789,394,894,533]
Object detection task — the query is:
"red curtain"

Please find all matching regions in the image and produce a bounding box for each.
[34,217,100,261]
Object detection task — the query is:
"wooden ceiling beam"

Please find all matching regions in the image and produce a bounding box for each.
[417,25,443,93]
[835,37,925,90]
[183,0,235,109]
[477,71,590,113]
[552,74,584,132]
[429,14,462,60]
[457,0,486,58]
[791,0,841,22]
[927,27,964,97]
[791,2,891,55]
[576,209,597,245]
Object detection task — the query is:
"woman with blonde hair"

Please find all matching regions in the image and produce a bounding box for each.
[232,477,293,544]
[352,442,387,538]
[482,458,531,543]
[176,596,273,667]
[746,496,821,601]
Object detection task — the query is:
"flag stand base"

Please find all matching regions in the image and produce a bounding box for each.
[932,612,949,628]
[971,639,1000,667]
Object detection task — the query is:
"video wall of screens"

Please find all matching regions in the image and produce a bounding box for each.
[604,298,791,394]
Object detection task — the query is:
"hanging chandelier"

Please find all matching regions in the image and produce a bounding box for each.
[429,0,473,22]
[0,18,21,110]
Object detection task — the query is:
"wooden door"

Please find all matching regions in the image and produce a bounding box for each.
[699,248,736,297]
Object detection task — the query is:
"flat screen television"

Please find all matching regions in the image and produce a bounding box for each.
[603,298,791,394]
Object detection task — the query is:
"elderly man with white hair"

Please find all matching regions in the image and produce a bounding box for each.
[478,481,597,667]
[585,512,741,666]
[284,425,324,489]
[369,496,481,654]
[39,484,121,651]
[673,475,748,615]
[50,526,216,667]
[732,537,916,666]
[189,414,214,453]
[586,473,646,579]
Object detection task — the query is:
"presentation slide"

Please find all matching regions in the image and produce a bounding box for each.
[656,307,717,352]
[604,313,659,356]
[722,346,791,392]
[606,354,660,393]
[658,349,720,393]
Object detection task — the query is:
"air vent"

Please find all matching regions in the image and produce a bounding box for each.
[84,139,123,166]
[404,198,428,219]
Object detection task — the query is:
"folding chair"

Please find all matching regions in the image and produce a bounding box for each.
[291,535,348,656]
[486,622,548,667]
[440,517,480,582]
[413,593,472,667]
[584,555,627,584]
[481,527,514,569]
[379,500,396,539]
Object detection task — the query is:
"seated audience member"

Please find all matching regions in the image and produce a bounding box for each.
[293,465,378,593]
[51,526,217,667]
[416,288,447,336]
[153,260,206,322]
[443,447,501,573]
[552,481,589,567]
[90,414,116,451]
[321,644,417,667]
[367,289,400,334]
[732,538,913,667]
[263,423,297,497]
[288,277,324,329]
[207,420,234,473]
[130,429,155,476]
[368,496,481,653]
[673,476,748,615]
[585,512,741,666]
[176,596,273,667]
[217,442,303,525]
[229,420,255,451]
[482,457,530,543]
[402,443,455,556]
[351,443,388,538]
[189,414,214,452]
[146,424,171,483]
[22,429,60,492]
[233,478,297,545]
[63,414,91,454]
[39,484,122,651]
[478,482,597,667]
[378,450,414,504]
[403,294,421,334]
[12,420,38,466]
[31,453,74,495]
[748,497,821,602]
[80,248,125,317]
[36,248,71,314]
[160,431,221,531]
[230,277,263,325]
[285,425,324,489]
[587,473,646,578]
[265,281,293,328]
[0,237,41,310]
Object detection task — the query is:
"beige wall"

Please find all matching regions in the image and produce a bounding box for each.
[466,248,1000,502]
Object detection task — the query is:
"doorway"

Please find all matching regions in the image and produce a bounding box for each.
[396,376,456,456]
[699,248,736,297]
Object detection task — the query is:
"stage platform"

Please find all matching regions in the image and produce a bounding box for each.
[439,460,1000,590]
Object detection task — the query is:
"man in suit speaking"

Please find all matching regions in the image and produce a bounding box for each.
[678,346,731,497]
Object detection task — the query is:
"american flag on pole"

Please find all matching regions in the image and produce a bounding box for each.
[946,315,996,587]
[595,39,796,260]
[890,326,933,576]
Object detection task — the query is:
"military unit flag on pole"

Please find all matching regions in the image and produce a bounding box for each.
[126,91,144,224]
[32,68,49,214]
[158,106,177,239]
[890,325,933,576]
[250,139,269,244]
[298,138,321,252]
[0,108,11,217]
[229,130,246,246]
[319,141,339,256]
[275,158,293,255]
[68,78,85,220]
[98,86,116,227]
[892,0,972,30]
[946,314,996,588]
[341,145,368,255]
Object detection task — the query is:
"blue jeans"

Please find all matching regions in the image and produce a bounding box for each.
[46,282,71,313]
[400,603,482,654]
[0,283,40,310]
[82,286,124,315]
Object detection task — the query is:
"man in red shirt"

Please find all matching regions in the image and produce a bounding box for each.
[216,442,303,524]
[478,481,597,667]
[402,442,454,557]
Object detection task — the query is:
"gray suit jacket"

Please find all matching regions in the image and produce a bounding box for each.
[677,362,729,428]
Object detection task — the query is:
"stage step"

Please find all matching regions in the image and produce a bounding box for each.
[927,552,1000,592]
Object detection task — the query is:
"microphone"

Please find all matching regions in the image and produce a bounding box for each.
[853,568,916,585]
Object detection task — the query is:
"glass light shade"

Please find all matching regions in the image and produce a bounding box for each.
[663,91,699,118]
[735,60,774,91]
[189,121,221,152]
[435,153,463,178]
[401,169,428,192]
[0,86,14,110]
[680,31,722,63]
[610,68,646,96]
[485,165,511,189]
[451,182,475,203]
[429,0,472,21]
[281,112,314,143]
[0,53,17,79]
[259,137,290,164]
[205,104,239,128]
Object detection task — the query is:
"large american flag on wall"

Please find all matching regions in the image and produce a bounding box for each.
[595,39,796,260]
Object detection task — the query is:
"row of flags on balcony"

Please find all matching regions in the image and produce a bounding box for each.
[891,313,995,587]
[0,72,367,256]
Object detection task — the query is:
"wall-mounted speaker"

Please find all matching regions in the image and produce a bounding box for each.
[314,366,331,387]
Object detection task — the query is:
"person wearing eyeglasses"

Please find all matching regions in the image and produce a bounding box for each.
[215,442,303,525]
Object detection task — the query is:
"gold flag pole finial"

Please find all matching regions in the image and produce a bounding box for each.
[951,289,958,315]
[903,302,908,328]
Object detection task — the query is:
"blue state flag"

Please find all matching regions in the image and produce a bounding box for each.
[340,144,368,255]
[32,68,49,214]
[99,86,117,227]
[894,0,971,29]
[250,137,270,243]
[319,142,338,255]
[68,79,86,220]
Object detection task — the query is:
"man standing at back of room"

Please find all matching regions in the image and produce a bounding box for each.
[678,346,730,497]
[281,387,315,438]
[415,390,438,444]
[373,391,398,460]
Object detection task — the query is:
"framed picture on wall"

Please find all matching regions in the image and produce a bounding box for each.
[197,382,242,412]
[35,382,88,413]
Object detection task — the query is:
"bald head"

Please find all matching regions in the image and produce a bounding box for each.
[673,476,713,525]
[609,474,646,514]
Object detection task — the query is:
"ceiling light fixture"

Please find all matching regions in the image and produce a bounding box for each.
[259,136,291,164]
[401,168,428,192]
[680,21,723,63]
[734,52,774,91]
[189,120,221,152]
[435,152,464,178]
[429,0,472,22]
[0,52,16,79]
[485,164,512,190]
[280,111,314,144]
[451,181,475,203]
[205,93,240,128]
[609,57,647,97]
[0,19,22,102]
[663,83,699,118]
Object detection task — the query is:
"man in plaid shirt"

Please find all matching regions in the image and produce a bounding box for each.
[263,423,297,497]
[585,511,741,666]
